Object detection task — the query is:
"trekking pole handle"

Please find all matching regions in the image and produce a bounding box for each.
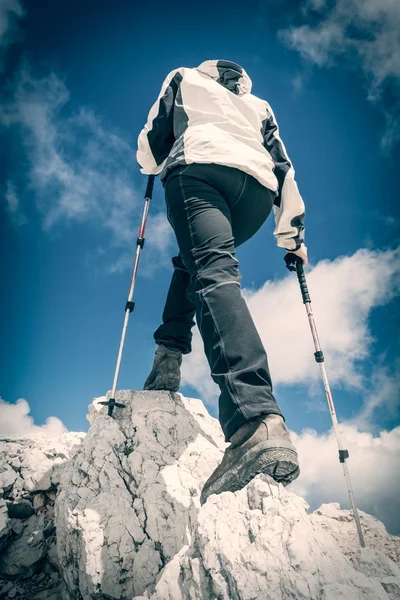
[284,253,311,304]
[145,174,156,199]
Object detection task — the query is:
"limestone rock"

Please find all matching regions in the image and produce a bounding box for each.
[350,547,400,579]
[1,391,400,600]
[0,468,17,492]
[9,519,23,535]
[310,503,400,566]
[33,492,46,511]
[381,577,400,600]
[0,431,85,597]
[0,514,46,578]
[46,539,59,569]
[143,474,398,600]
[20,434,84,491]
[7,498,35,519]
[0,433,85,497]
[56,390,226,599]
[0,580,14,596]
[0,500,10,551]
[55,391,400,600]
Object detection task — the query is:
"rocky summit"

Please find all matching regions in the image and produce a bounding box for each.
[1,390,399,599]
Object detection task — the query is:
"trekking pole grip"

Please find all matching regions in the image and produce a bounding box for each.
[284,253,311,304]
[145,174,156,199]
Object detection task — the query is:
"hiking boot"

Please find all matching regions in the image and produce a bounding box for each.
[200,414,299,506]
[143,343,183,392]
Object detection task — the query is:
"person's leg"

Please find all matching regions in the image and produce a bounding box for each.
[152,159,276,357]
[153,253,196,355]
[164,163,284,442]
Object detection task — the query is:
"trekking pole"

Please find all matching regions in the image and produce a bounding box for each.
[284,253,366,548]
[100,175,156,417]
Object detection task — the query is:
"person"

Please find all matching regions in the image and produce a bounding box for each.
[136,59,307,505]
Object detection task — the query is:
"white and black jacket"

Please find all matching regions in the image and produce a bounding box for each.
[136,59,305,251]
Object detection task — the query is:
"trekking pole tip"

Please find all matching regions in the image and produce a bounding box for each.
[98,398,126,418]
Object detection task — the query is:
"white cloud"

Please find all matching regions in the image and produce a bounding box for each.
[279,0,400,149]
[0,396,68,436]
[107,211,176,276]
[350,360,400,431]
[181,247,400,422]
[1,65,175,273]
[5,180,26,224]
[289,423,400,535]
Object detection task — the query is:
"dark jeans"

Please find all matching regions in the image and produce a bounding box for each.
[154,163,284,441]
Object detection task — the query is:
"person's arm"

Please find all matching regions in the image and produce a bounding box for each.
[262,102,306,254]
[136,68,183,175]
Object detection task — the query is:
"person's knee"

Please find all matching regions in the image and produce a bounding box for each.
[187,264,242,301]
[191,245,239,272]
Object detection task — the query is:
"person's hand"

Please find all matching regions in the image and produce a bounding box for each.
[285,243,308,267]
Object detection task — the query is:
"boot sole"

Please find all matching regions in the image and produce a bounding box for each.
[143,384,179,392]
[200,441,300,505]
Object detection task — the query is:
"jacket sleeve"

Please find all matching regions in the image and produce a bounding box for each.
[136,68,183,176]
[262,102,305,251]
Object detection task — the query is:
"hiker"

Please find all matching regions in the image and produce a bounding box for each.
[136,59,307,505]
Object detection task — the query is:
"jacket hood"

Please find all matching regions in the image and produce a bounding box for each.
[196,60,252,96]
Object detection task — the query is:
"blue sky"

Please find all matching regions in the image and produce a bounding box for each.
[1,0,399,533]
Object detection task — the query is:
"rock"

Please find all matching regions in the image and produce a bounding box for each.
[10,458,21,472]
[350,547,400,579]
[0,434,85,496]
[0,581,13,597]
[143,473,395,600]
[33,493,46,512]
[56,390,227,599]
[43,521,55,539]
[0,433,83,596]
[0,500,10,550]
[48,572,59,586]
[381,577,400,600]
[7,499,35,519]
[46,539,59,569]
[44,504,54,521]
[0,515,46,578]
[310,503,400,565]
[55,390,400,600]
[20,449,54,492]
[8,477,24,499]
[9,519,23,535]
[0,468,17,492]
[2,391,400,600]
[32,582,65,599]
[7,588,17,599]
[45,492,56,503]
